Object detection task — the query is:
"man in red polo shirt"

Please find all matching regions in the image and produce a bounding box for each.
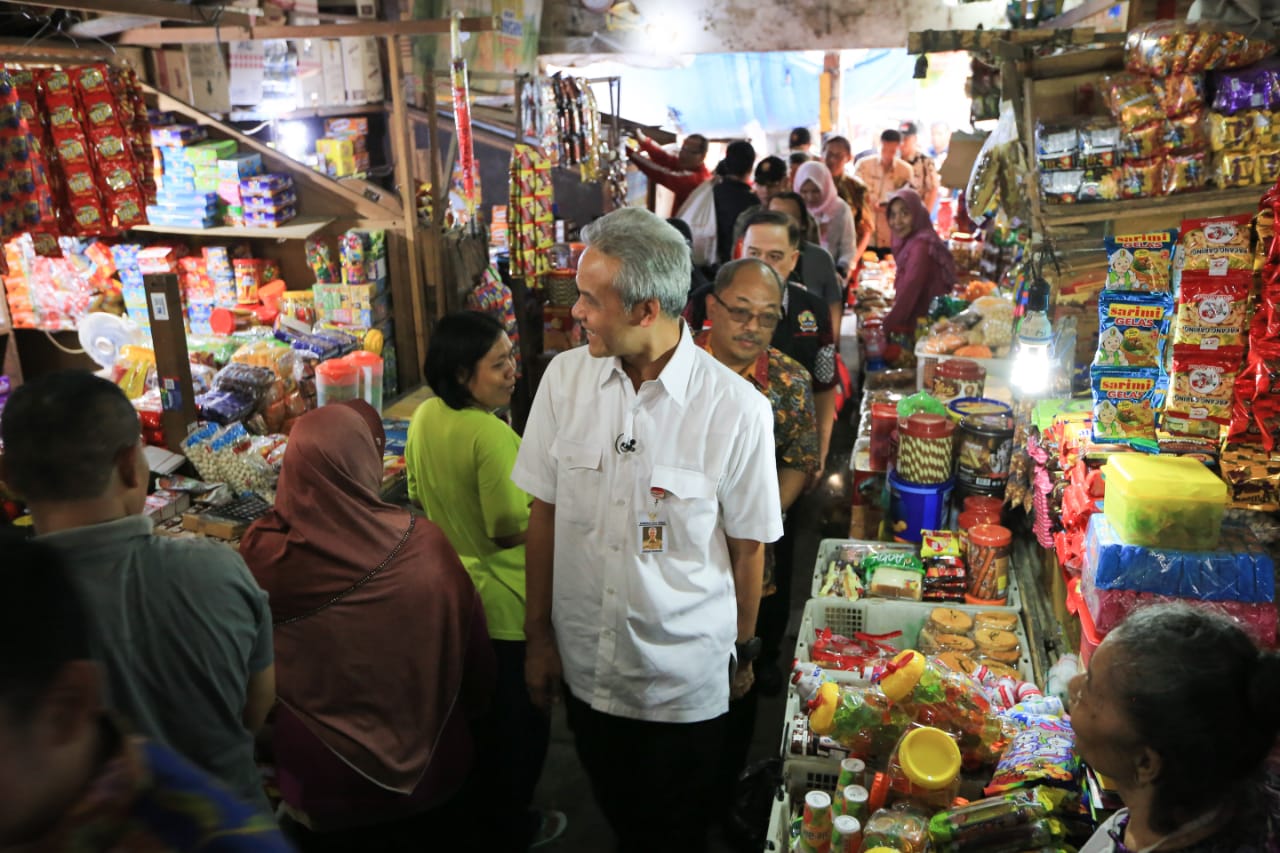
[628,131,711,213]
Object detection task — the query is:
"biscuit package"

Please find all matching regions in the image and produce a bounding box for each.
[1094,291,1174,369]
[1178,213,1254,276]
[1091,368,1167,445]
[1172,273,1251,350]
[1104,230,1177,291]
[1166,348,1242,428]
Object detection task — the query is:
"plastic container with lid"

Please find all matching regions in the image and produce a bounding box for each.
[967,524,1012,604]
[887,727,963,810]
[801,790,833,852]
[346,350,384,414]
[931,358,985,406]
[861,802,931,853]
[316,358,359,407]
[888,472,953,544]
[957,509,1001,558]
[964,495,1005,519]
[955,414,1015,492]
[947,396,1013,422]
[897,413,955,485]
[1102,455,1227,550]
[831,814,862,851]
[869,402,898,472]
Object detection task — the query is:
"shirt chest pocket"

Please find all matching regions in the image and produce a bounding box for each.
[650,464,718,555]
[554,438,603,526]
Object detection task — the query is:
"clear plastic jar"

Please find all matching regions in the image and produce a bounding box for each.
[886,726,962,811]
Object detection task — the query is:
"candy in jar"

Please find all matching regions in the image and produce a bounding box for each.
[860,802,931,853]
[806,681,913,764]
[878,650,1015,769]
[885,726,963,811]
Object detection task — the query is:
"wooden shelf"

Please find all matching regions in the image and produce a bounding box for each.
[227,104,384,123]
[130,215,335,240]
[1042,186,1263,226]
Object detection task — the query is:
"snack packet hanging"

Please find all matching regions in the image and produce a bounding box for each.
[1180,213,1254,275]
[1164,152,1210,194]
[1162,110,1209,154]
[1173,273,1250,350]
[1121,159,1164,199]
[1104,231,1177,292]
[1166,348,1243,427]
[1156,73,1206,116]
[1092,368,1166,445]
[1094,291,1174,368]
[1103,73,1163,132]
[1122,123,1164,161]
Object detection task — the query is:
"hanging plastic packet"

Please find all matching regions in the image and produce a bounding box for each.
[1209,112,1254,151]
[1156,73,1207,116]
[1091,368,1167,445]
[1094,291,1173,368]
[1120,158,1164,199]
[1104,230,1178,292]
[1215,151,1258,188]
[1164,151,1210,195]
[1166,348,1242,429]
[1161,109,1209,154]
[1173,273,1250,350]
[1122,123,1164,161]
[1179,213,1254,276]
[1103,73,1163,132]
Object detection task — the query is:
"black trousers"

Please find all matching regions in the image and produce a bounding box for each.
[485,640,552,852]
[564,691,728,853]
[758,517,798,666]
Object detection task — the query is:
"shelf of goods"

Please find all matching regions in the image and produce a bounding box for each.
[130,216,336,241]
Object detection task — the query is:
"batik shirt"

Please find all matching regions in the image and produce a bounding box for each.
[33,717,290,852]
[697,332,820,594]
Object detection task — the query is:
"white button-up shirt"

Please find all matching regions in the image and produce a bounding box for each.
[512,324,784,723]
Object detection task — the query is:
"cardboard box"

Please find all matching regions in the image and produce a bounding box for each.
[938,131,987,190]
[185,43,232,114]
[293,38,324,110]
[320,39,346,107]
[341,37,383,104]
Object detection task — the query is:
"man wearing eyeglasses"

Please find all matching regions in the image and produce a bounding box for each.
[696,258,819,823]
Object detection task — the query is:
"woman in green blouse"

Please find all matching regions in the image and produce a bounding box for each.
[406,311,563,851]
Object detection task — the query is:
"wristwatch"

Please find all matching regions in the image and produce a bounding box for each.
[735,637,762,666]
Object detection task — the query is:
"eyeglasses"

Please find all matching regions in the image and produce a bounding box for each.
[712,292,782,330]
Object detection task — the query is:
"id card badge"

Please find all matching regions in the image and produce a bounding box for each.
[639,521,666,553]
[639,486,667,554]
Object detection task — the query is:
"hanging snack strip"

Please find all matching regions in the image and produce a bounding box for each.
[0,69,56,241]
[449,14,478,227]
[508,144,553,279]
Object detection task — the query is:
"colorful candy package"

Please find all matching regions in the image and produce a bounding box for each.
[1104,230,1177,292]
[1121,159,1164,199]
[1164,151,1210,194]
[1179,213,1254,276]
[1092,368,1166,445]
[1166,348,1243,428]
[1214,151,1257,188]
[1173,273,1251,350]
[1094,291,1174,368]
[984,720,1078,796]
[1209,112,1254,151]
[1103,73,1163,132]
[1161,110,1209,154]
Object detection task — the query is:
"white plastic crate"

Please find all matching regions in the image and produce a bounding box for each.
[793,597,1035,683]
[810,537,1023,612]
[769,691,848,851]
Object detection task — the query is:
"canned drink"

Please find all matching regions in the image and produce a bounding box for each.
[801,790,833,852]
[831,814,862,852]
[842,784,870,823]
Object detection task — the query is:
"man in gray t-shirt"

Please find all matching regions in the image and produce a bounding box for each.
[0,372,275,811]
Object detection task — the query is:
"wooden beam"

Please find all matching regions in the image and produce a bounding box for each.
[118,15,497,45]
[0,0,254,27]
[425,69,446,319]
[1046,0,1121,28]
[387,35,428,387]
[907,27,1123,54]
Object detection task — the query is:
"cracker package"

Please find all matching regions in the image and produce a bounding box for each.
[1166,348,1242,428]
[1104,230,1177,291]
[1094,291,1173,368]
[1173,273,1250,350]
[1178,213,1254,276]
[1092,368,1167,445]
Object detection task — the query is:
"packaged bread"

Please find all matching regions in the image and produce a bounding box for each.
[927,607,975,636]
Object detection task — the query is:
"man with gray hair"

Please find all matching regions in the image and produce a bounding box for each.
[512,207,783,851]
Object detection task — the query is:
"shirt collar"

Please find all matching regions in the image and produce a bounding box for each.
[598,321,697,407]
[36,515,154,550]
[694,330,770,390]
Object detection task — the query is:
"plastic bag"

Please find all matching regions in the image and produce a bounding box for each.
[676,177,718,267]
[966,102,1020,225]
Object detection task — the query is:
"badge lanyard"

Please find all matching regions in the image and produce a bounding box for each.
[638,486,666,554]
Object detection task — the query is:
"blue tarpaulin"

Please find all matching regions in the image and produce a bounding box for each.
[619,52,822,136]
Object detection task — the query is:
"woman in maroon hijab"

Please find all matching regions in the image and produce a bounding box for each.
[240,401,494,849]
[881,187,956,336]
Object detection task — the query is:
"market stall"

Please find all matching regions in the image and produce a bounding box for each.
[768,18,1280,853]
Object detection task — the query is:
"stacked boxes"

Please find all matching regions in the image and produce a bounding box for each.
[179,254,214,334]
[216,152,263,226]
[112,243,149,337]
[311,228,395,398]
[203,245,237,307]
[316,118,370,178]
[149,133,236,228]
[239,173,297,228]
